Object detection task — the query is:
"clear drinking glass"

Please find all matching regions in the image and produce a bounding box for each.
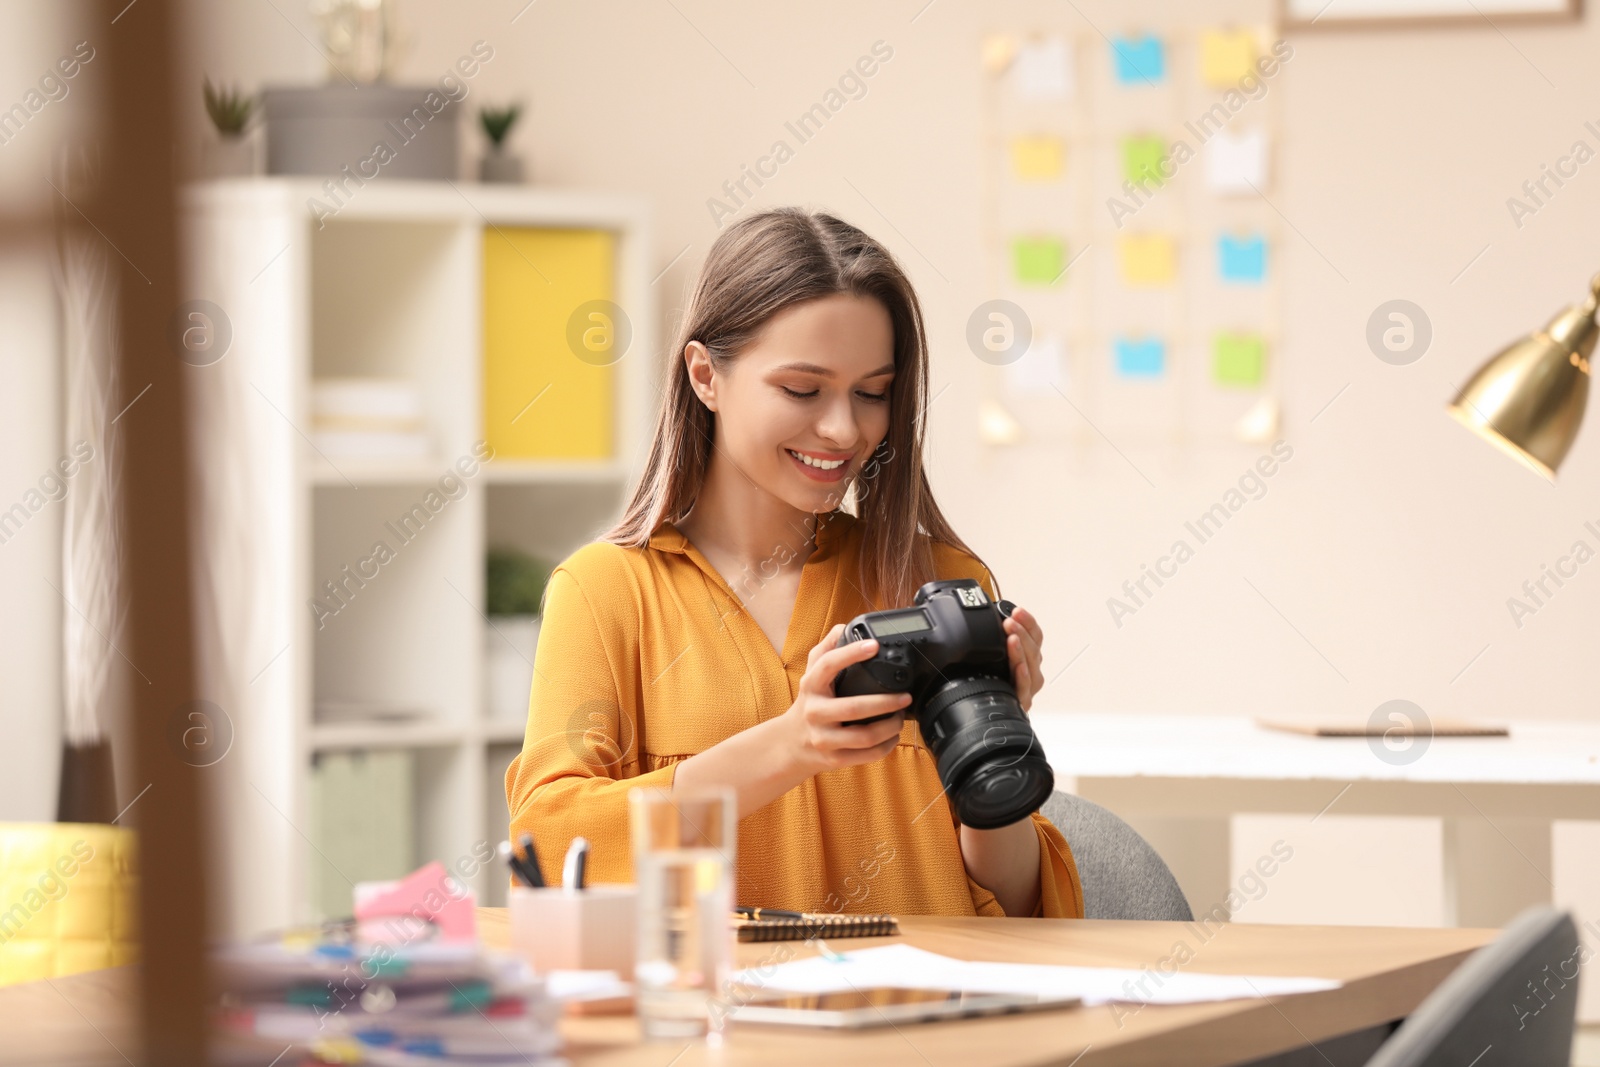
[628,785,736,1040]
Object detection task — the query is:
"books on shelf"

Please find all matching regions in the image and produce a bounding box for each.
[312,378,432,461]
[314,700,430,725]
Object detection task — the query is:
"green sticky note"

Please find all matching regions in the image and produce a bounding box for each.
[1123,136,1168,188]
[1213,333,1266,386]
[1013,237,1065,285]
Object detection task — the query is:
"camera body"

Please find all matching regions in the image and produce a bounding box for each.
[833,578,1055,829]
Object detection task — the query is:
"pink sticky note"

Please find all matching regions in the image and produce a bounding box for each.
[353,861,477,942]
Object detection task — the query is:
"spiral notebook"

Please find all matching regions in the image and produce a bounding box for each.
[734,912,901,943]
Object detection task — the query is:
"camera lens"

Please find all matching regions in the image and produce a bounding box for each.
[918,677,1055,830]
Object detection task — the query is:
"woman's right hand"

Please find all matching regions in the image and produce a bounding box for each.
[779,623,913,777]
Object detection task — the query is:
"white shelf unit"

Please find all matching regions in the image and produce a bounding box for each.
[181,179,654,936]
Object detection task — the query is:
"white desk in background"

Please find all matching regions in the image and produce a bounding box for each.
[1029,712,1600,1019]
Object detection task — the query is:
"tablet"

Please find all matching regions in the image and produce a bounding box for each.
[729,987,1082,1029]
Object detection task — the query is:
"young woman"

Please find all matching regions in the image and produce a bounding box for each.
[505,208,1082,919]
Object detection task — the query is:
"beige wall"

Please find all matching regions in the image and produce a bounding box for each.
[0,0,1588,908]
[166,0,1600,738]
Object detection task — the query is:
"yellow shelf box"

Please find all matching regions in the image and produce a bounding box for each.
[483,228,618,460]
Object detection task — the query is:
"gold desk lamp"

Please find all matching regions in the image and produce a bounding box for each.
[1447,274,1600,480]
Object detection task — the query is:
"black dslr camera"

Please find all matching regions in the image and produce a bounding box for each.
[833,578,1054,830]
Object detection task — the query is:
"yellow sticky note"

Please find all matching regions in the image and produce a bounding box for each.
[1200,28,1258,88]
[1010,135,1064,181]
[1117,234,1176,286]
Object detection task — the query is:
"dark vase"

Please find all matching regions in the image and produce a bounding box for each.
[57,738,117,824]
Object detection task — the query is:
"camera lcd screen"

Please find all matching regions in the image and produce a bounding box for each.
[867,610,931,638]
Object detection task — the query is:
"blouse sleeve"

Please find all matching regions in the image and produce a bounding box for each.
[504,563,675,887]
[962,816,1084,918]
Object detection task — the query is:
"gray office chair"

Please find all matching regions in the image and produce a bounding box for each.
[1039,790,1192,922]
[1361,906,1580,1067]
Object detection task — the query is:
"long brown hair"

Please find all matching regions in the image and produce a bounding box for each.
[603,207,986,609]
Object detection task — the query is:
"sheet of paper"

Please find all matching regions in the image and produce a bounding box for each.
[1111,34,1165,85]
[1007,334,1066,393]
[1214,332,1267,386]
[1011,135,1065,181]
[1010,35,1073,100]
[1115,336,1166,378]
[1200,28,1259,88]
[544,970,631,1002]
[1118,234,1176,286]
[1123,136,1169,188]
[732,944,1340,1008]
[1207,128,1268,193]
[1012,236,1066,285]
[1218,233,1266,283]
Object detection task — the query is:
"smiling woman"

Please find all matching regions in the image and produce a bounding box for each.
[504,208,1083,921]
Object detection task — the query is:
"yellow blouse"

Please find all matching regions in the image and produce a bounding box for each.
[504,511,1084,919]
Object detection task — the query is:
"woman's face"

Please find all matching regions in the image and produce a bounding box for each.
[689,292,896,516]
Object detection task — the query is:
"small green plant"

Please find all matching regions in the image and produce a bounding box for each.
[203,77,255,137]
[487,547,551,616]
[479,104,522,148]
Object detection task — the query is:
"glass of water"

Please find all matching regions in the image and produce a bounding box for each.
[628,785,736,1040]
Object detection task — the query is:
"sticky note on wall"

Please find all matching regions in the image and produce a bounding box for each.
[1214,333,1266,385]
[1008,334,1066,393]
[1010,36,1073,99]
[1207,128,1267,193]
[1123,136,1168,188]
[1111,34,1164,84]
[1218,234,1266,283]
[1011,135,1064,180]
[1114,336,1166,377]
[1012,237,1066,284]
[981,34,1016,74]
[1118,234,1176,285]
[1200,29,1259,87]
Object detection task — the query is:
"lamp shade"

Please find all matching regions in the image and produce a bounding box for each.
[1446,275,1600,480]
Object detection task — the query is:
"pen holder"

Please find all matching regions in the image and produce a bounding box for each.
[508,884,637,976]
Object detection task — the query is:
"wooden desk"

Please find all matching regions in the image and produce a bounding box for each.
[0,909,1494,1067]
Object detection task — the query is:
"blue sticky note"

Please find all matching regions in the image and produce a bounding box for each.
[1218,234,1266,283]
[1112,35,1165,85]
[1114,337,1166,377]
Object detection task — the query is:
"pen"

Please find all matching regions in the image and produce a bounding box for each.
[734,906,805,921]
[498,841,534,888]
[518,832,546,888]
[563,836,589,891]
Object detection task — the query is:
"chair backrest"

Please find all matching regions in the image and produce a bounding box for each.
[1364,906,1580,1067]
[1038,791,1192,922]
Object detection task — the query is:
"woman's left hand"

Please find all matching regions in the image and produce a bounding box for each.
[1004,606,1045,712]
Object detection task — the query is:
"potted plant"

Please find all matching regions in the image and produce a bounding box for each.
[202,77,258,178]
[484,547,550,723]
[479,104,525,184]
